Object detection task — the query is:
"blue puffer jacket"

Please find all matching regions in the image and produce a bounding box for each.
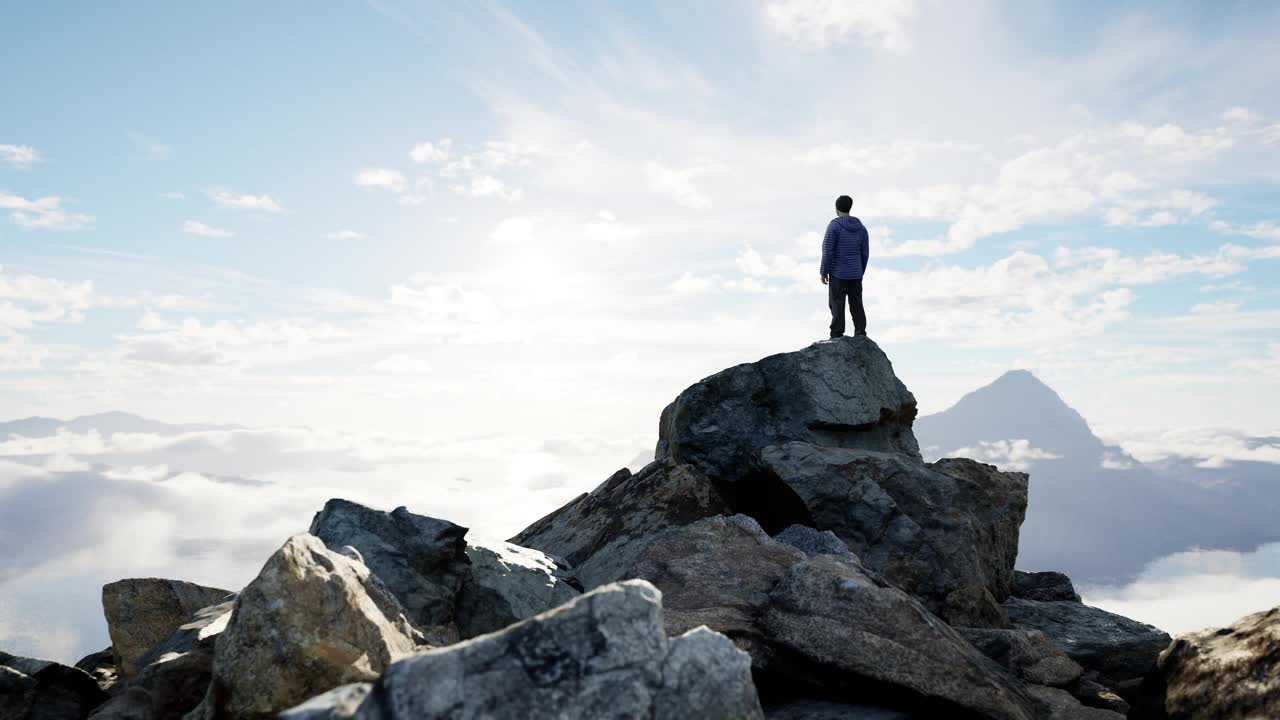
[820,215,870,280]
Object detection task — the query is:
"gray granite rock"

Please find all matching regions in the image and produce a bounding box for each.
[957,627,1083,687]
[1130,604,1279,720]
[1005,597,1171,685]
[0,652,108,720]
[1025,685,1126,720]
[1013,571,1082,603]
[278,684,371,720]
[309,499,469,629]
[758,442,1027,626]
[455,539,581,638]
[655,336,921,484]
[344,580,764,720]
[100,578,232,678]
[187,534,417,720]
[762,556,1037,720]
[773,525,860,564]
[511,461,732,589]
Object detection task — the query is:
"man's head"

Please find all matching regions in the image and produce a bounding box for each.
[835,195,853,214]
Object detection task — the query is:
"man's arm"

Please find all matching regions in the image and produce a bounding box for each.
[860,225,870,274]
[820,223,835,279]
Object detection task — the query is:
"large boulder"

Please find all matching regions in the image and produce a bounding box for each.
[0,652,108,720]
[309,499,469,629]
[628,514,805,661]
[762,555,1037,720]
[327,580,763,720]
[1024,685,1126,720]
[90,600,233,719]
[278,684,371,720]
[100,578,232,678]
[511,461,732,589]
[756,442,1027,626]
[187,534,417,720]
[1131,604,1279,720]
[655,336,921,484]
[1005,598,1171,686]
[956,627,1083,687]
[455,539,581,638]
[626,515,1036,720]
[1013,571,1082,603]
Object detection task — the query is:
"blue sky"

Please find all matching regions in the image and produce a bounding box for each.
[5,0,1280,462]
[2,0,1280,662]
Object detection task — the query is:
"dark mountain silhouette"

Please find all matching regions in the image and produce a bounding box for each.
[0,411,237,440]
[916,370,1280,584]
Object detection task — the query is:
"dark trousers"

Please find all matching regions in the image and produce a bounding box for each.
[828,276,866,337]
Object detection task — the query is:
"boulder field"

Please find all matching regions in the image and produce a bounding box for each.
[2,337,1271,719]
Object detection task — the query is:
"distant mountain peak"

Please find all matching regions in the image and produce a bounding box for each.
[916,369,1103,458]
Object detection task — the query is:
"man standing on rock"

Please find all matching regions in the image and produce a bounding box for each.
[820,195,870,338]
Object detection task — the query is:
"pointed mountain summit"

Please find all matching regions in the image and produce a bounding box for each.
[915,370,1105,462]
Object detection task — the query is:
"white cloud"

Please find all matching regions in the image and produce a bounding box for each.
[1103,425,1280,466]
[0,144,40,168]
[0,191,94,230]
[1211,219,1280,242]
[206,189,283,212]
[764,0,918,51]
[1083,544,1280,636]
[327,229,365,240]
[410,138,453,163]
[0,265,94,332]
[452,174,523,202]
[183,220,235,238]
[645,160,711,209]
[948,438,1062,471]
[354,168,407,194]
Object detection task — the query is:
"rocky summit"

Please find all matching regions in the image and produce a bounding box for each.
[2,336,1273,719]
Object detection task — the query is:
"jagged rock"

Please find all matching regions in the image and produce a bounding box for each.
[1130,605,1279,720]
[773,524,860,563]
[957,627,1083,687]
[88,599,233,719]
[1014,571,1082,602]
[455,539,581,638]
[309,499,469,629]
[628,515,806,661]
[1005,598,1171,685]
[339,580,763,720]
[0,652,108,720]
[655,336,921,485]
[756,442,1026,626]
[73,648,117,693]
[278,684,371,720]
[762,699,911,719]
[100,578,232,678]
[1026,685,1126,719]
[511,461,732,589]
[187,534,417,720]
[762,555,1037,720]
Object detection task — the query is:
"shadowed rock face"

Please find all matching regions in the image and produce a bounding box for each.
[331,580,764,720]
[309,499,470,629]
[757,442,1027,626]
[100,578,232,679]
[0,652,108,720]
[655,337,920,484]
[1131,605,1280,720]
[625,515,1040,720]
[1005,598,1171,686]
[510,461,732,589]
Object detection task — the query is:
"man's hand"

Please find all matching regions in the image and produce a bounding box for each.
[820,273,829,285]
